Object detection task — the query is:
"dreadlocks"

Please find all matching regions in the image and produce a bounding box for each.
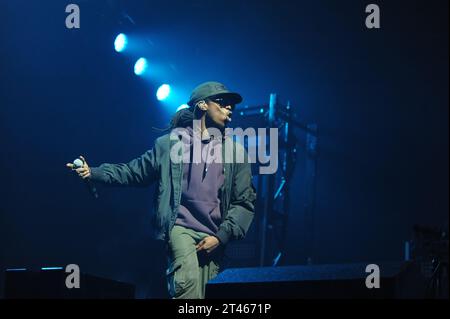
[170,108,194,129]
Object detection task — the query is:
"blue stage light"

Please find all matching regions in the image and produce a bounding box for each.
[6,268,27,272]
[41,267,64,271]
[176,104,189,112]
[114,33,127,52]
[134,57,148,75]
[156,84,171,101]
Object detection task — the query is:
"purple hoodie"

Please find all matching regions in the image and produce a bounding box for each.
[175,127,225,236]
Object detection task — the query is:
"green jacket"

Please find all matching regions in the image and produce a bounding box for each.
[90,133,256,245]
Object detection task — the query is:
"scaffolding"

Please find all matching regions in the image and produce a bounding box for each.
[235,93,318,267]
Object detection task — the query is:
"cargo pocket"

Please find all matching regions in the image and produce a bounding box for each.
[166,260,184,298]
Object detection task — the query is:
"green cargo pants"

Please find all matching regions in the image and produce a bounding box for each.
[166,225,222,299]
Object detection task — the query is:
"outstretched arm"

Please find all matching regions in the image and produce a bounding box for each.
[66,147,159,187]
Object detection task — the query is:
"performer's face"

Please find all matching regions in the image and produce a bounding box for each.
[205,97,234,129]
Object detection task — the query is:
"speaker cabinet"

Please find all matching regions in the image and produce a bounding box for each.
[206,262,426,298]
[4,268,135,299]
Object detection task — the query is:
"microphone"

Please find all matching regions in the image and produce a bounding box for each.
[73,158,99,199]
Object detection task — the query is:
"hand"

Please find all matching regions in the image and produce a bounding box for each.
[196,236,220,253]
[66,155,91,179]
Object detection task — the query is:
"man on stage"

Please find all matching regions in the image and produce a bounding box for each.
[66,81,256,299]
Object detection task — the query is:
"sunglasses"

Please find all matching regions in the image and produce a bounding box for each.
[208,97,235,109]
